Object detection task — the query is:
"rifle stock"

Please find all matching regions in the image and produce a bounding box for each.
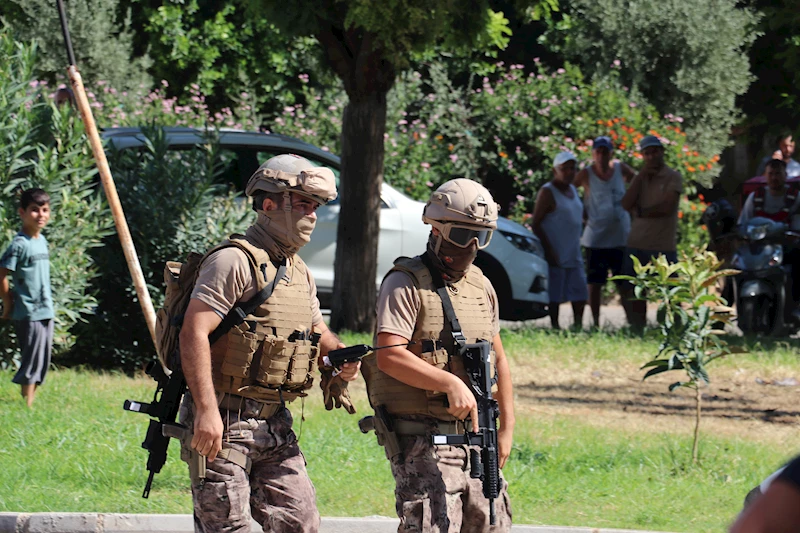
[123,359,187,498]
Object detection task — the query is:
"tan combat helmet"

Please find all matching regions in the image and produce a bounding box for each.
[423,178,498,249]
[246,154,338,206]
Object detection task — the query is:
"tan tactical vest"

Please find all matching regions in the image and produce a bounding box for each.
[210,236,318,403]
[363,256,496,420]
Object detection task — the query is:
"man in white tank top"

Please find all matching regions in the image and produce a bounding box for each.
[532,151,588,329]
[573,136,635,327]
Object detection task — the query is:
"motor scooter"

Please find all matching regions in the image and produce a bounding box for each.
[730,216,800,335]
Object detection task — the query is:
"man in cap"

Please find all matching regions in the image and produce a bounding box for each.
[179,154,360,532]
[532,151,588,329]
[755,133,800,178]
[574,136,635,327]
[620,135,683,330]
[363,178,515,532]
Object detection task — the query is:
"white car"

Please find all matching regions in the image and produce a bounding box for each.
[105,127,549,319]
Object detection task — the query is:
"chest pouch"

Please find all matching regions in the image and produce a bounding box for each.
[255,331,319,392]
[285,339,318,391]
[419,341,451,400]
[219,324,260,392]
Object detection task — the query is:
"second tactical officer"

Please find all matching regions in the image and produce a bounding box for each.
[363,178,515,533]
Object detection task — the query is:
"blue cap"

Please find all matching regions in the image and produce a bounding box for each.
[593,136,613,150]
[639,135,663,150]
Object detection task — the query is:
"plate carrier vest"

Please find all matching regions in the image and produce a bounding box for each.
[363,256,496,420]
[754,185,799,223]
[210,235,318,404]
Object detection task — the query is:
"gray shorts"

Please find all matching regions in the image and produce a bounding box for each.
[12,319,54,385]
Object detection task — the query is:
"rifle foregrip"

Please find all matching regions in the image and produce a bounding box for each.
[483,446,500,499]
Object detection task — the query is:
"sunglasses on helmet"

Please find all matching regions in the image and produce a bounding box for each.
[441,223,493,249]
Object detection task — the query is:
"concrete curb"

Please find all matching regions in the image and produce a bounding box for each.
[0,513,675,533]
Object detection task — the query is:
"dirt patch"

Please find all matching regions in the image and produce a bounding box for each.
[511,359,800,444]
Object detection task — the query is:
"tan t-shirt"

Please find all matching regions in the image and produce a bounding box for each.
[191,247,324,326]
[376,270,501,340]
[626,166,683,251]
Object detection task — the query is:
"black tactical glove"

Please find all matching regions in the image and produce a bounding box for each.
[320,366,356,414]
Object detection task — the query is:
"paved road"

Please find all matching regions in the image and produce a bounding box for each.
[0,513,677,533]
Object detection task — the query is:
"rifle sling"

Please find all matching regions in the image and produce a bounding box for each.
[421,252,467,349]
[208,259,288,345]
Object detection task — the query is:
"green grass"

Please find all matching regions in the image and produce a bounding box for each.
[501,327,800,370]
[0,328,798,532]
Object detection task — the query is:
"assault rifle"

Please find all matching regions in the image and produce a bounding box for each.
[324,341,415,369]
[123,360,186,498]
[431,339,500,525]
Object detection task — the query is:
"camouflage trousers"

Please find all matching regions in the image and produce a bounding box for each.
[390,434,512,533]
[180,397,320,533]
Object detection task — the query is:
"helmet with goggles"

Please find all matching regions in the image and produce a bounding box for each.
[422,178,498,249]
[246,154,338,206]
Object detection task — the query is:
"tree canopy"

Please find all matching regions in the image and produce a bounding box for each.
[0,0,151,91]
[544,0,759,160]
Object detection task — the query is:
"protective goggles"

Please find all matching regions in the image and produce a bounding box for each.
[440,223,493,249]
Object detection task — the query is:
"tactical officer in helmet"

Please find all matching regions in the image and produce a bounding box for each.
[179,154,360,533]
[363,178,515,532]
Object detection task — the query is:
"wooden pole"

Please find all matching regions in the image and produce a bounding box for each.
[57,0,158,350]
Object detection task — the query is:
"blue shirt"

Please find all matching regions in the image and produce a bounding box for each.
[0,232,54,321]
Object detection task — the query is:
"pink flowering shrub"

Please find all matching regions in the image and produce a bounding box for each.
[69,79,260,130]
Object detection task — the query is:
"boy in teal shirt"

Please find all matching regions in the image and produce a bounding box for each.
[0,188,54,407]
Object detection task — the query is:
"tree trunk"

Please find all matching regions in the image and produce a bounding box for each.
[329,92,387,332]
[316,26,395,333]
[692,386,702,464]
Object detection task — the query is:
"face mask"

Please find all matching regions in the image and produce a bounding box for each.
[427,232,478,282]
[249,193,316,259]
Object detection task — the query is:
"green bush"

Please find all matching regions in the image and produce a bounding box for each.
[0,31,114,366]
[66,127,250,370]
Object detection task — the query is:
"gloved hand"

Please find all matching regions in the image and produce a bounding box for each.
[320,366,356,414]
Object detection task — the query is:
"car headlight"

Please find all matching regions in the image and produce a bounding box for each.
[747,224,769,241]
[500,230,544,257]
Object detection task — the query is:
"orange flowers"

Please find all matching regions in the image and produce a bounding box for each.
[499,151,508,158]
[678,211,684,219]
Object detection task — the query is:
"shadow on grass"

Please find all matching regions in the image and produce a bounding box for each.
[518,381,800,425]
